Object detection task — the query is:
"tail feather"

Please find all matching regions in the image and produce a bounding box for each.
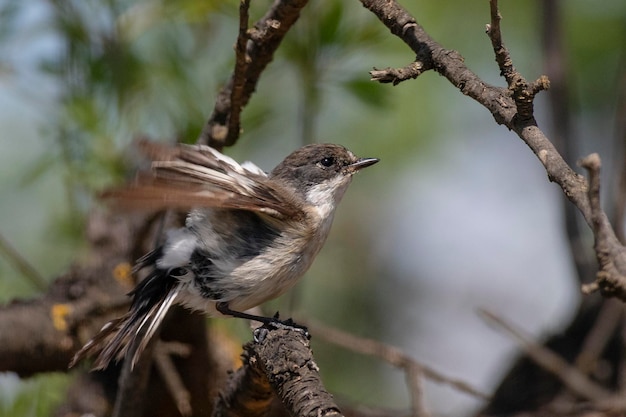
[69,317,126,368]
[130,284,180,368]
[70,267,180,370]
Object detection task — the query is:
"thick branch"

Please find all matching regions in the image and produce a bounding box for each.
[213,341,275,417]
[215,327,342,417]
[0,211,134,376]
[480,309,612,401]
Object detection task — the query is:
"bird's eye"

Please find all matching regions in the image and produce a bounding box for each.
[319,156,335,167]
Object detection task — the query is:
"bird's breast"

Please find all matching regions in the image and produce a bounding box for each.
[222,213,335,311]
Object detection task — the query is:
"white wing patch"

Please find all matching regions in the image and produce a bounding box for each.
[157,229,198,269]
[241,160,267,176]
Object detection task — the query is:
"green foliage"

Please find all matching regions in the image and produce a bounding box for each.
[0,373,70,417]
[277,1,388,143]
[35,0,231,196]
[565,4,626,108]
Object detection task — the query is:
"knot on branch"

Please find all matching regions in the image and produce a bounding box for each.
[370,60,424,85]
[509,74,550,122]
[487,0,549,122]
[249,19,281,43]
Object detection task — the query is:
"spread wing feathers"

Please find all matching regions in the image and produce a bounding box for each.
[70,268,181,370]
[103,142,301,219]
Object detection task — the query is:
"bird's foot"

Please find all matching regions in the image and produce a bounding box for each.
[253,312,310,343]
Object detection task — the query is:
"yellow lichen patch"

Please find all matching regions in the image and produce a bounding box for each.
[51,303,72,332]
[113,262,133,288]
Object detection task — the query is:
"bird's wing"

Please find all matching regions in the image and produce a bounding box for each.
[102,141,302,219]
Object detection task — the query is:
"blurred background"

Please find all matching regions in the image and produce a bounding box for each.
[0,0,625,415]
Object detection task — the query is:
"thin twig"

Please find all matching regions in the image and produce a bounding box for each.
[154,341,193,417]
[406,364,430,417]
[222,0,252,151]
[359,0,594,223]
[362,0,626,301]
[485,0,549,120]
[370,61,425,85]
[579,154,626,299]
[486,0,516,86]
[575,299,624,375]
[539,0,598,286]
[302,318,489,401]
[479,309,612,401]
[612,58,626,243]
[0,232,47,290]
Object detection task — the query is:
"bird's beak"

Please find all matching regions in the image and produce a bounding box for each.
[348,157,379,172]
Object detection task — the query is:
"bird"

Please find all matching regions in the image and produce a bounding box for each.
[70,141,379,370]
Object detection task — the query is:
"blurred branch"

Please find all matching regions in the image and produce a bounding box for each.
[154,341,193,417]
[0,231,47,290]
[303,318,490,409]
[613,57,626,244]
[0,210,221,416]
[479,309,626,415]
[0,210,136,377]
[199,0,310,149]
[540,0,597,286]
[111,337,155,417]
[574,299,624,374]
[479,309,612,401]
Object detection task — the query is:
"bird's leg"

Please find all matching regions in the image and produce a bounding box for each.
[216,302,276,324]
[215,302,309,341]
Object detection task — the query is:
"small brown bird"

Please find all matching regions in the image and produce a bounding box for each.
[70,141,378,370]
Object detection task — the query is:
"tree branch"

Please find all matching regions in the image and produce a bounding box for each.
[360,0,514,125]
[0,232,47,290]
[0,210,134,377]
[579,154,626,299]
[303,318,489,403]
[198,0,310,149]
[215,326,342,417]
[360,0,626,301]
[479,309,612,401]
